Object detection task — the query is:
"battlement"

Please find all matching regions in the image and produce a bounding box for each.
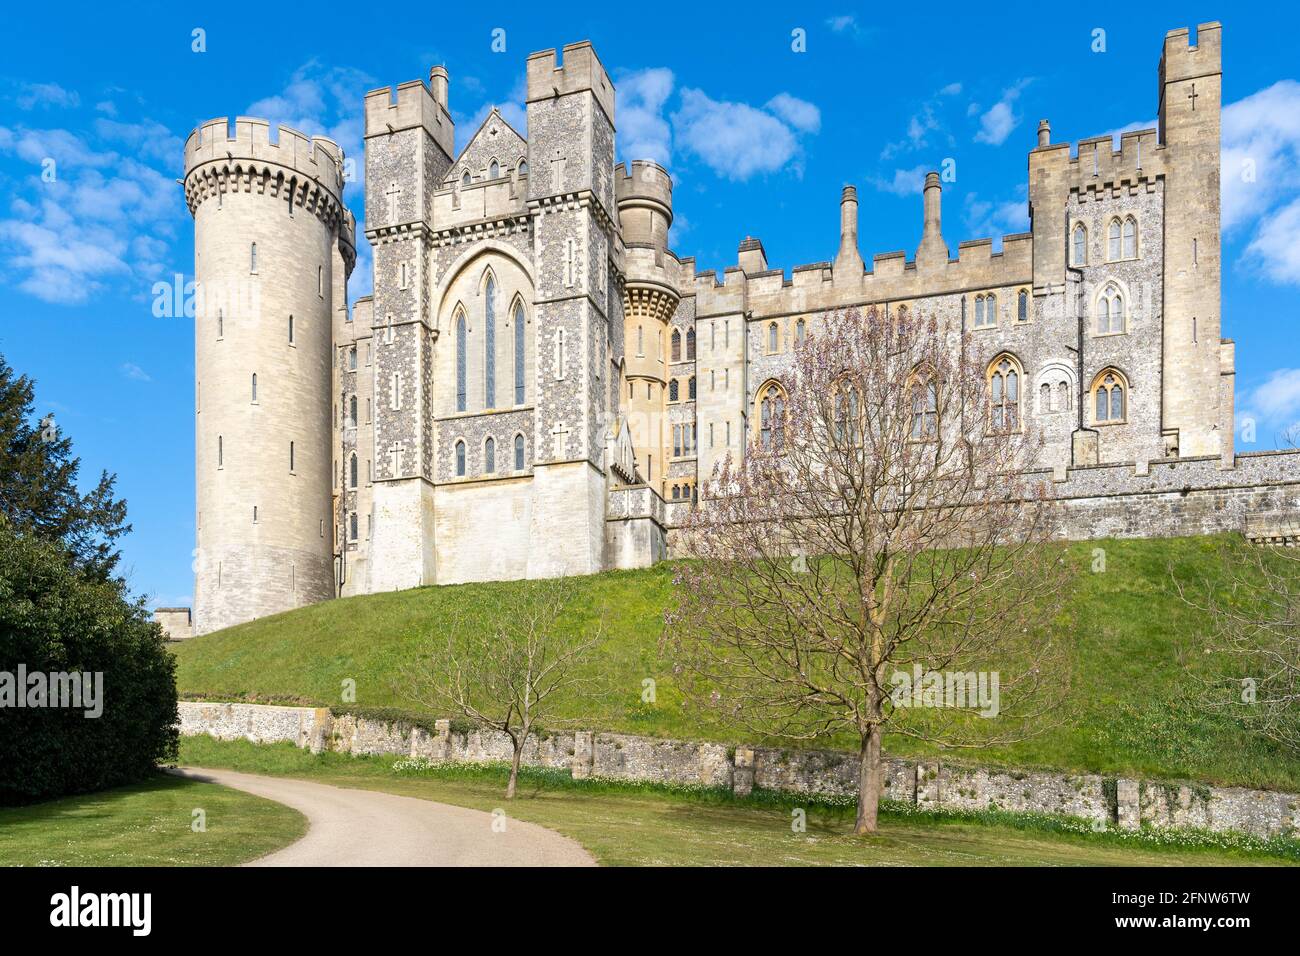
[615,161,673,214]
[1161,22,1222,84]
[1031,127,1164,194]
[363,79,454,157]
[184,117,346,196]
[526,41,615,122]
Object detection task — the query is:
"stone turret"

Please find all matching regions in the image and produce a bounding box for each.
[183,117,353,635]
[834,185,864,276]
[916,172,948,269]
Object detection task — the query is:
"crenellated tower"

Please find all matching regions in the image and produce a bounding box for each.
[183,118,354,634]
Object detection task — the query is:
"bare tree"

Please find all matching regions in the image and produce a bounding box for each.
[665,308,1073,835]
[402,577,603,798]
[1178,540,1300,752]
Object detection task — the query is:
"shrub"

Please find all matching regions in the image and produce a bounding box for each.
[0,520,178,804]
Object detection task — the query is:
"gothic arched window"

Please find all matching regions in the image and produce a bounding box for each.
[1093,369,1127,424]
[686,327,696,359]
[757,381,787,451]
[461,171,471,187]
[910,371,938,440]
[669,379,679,402]
[456,312,467,412]
[1017,289,1029,323]
[349,395,357,426]
[514,433,525,471]
[688,376,696,401]
[489,160,500,179]
[349,453,358,489]
[768,322,779,353]
[1122,216,1137,259]
[1097,284,1125,335]
[795,318,806,345]
[455,439,466,476]
[1108,218,1122,261]
[484,275,496,408]
[988,355,1022,433]
[671,329,682,362]
[1072,222,1087,266]
[834,378,861,445]
[513,301,526,405]
[484,436,495,473]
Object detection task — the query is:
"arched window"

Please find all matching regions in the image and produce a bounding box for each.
[669,379,679,402]
[518,160,528,176]
[348,347,357,370]
[757,382,787,451]
[349,454,358,489]
[672,485,681,500]
[1017,289,1029,323]
[795,318,806,345]
[461,170,471,187]
[974,294,996,327]
[1093,369,1126,424]
[513,301,526,405]
[910,372,938,439]
[1040,382,1052,412]
[1097,283,1125,334]
[489,160,500,179]
[988,355,1022,432]
[1108,218,1122,260]
[349,395,357,426]
[671,329,682,362]
[484,436,495,473]
[768,322,779,353]
[686,328,696,359]
[1122,216,1137,259]
[484,275,496,407]
[455,439,466,476]
[688,376,696,400]
[834,378,861,445]
[251,373,258,402]
[514,433,525,471]
[250,242,257,273]
[1058,380,1071,411]
[456,312,467,411]
[1072,222,1087,266]
[350,512,358,541]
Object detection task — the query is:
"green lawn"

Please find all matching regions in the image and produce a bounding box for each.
[172,534,1300,792]
[0,774,306,867]
[179,736,1296,866]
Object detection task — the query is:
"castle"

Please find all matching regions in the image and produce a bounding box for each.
[172,21,1300,638]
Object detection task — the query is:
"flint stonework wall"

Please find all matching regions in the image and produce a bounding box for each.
[178,701,1300,840]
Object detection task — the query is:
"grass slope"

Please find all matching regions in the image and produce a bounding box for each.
[0,774,306,866]
[173,535,1300,792]
[179,737,1296,867]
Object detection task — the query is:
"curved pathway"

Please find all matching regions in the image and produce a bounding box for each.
[174,767,595,867]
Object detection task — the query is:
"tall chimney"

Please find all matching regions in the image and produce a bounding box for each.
[1037,118,1051,147]
[916,171,948,269]
[835,185,864,276]
[429,66,450,111]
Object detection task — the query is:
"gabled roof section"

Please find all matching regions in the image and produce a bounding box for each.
[444,107,527,187]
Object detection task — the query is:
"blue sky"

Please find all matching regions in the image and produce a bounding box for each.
[2,3,1299,608]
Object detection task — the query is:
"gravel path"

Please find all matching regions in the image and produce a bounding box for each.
[174,767,596,867]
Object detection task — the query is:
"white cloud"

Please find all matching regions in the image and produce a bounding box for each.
[120,362,151,382]
[974,80,1031,146]
[826,15,856,32]
[459,73,529,143]
[617,68,675,164]
[765,93,821,134]
[14,82,80,111]
[94,118,183,166]
[1243,195,1300,285]
[1240,368,1300,443]
[870,164,928,197]
[939,82,962,97]
[1221,80,1300,232]
[964,187,1030,239]
[672,88,813,180]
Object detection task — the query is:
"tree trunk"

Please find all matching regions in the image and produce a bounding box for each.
[854,723,883,835]
[506,742,523,799]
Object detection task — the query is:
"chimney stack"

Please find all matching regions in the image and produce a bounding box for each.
[429,66,450,111]
[916,171,948,269]
[835,185,865,277]
[1037,119,1051,148]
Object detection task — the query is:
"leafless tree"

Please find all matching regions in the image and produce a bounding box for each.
[1178,540,1300,752]
[665,307,1073,835]
[402,577,603,798]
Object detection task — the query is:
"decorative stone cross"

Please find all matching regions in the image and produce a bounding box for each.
[551,422,569,460]
[550,149,566,189]
[1187,83,1198,111]
[385,181,402,221]
[388,441,405,476]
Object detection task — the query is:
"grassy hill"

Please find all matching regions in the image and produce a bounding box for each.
[173,535,1300,792]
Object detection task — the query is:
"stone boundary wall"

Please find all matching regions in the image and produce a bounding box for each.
[179,701,1300,840]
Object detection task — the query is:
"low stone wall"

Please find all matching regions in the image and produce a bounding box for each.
[178,701,1300,840]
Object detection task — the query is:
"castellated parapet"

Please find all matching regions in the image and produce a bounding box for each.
[184,117,355,635]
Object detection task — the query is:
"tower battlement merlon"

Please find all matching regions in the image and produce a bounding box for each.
[525,41,616,124]
[363,79,453,158]
[1160,22,1223,86]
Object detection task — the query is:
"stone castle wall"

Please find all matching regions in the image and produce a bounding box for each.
[179,701,1300,841]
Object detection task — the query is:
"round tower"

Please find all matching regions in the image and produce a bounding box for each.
[183,117,352,634]
[616,161,679,492]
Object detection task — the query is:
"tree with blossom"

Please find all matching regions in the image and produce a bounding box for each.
[665,308,1073,835]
